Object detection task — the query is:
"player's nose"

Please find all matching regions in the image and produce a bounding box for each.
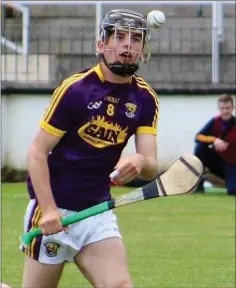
[123,35,132,49]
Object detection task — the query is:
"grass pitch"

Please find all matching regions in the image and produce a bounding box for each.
[1,183,235,288]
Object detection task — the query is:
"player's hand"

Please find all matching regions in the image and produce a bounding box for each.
[112,154,146,185]
[39,208,67,236]
[213,138,229,152]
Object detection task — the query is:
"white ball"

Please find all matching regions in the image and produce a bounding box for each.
[147,10,166,29]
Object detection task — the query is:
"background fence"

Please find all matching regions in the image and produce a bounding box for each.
[1,1,236,90]
[1,1,236,173]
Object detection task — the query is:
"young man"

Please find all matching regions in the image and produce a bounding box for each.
[194,94,236,195]
[21,9,159,288]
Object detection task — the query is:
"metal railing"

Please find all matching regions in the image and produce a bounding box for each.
[2,25,235,89]
[1,1,235,89]
[1,2,30,55]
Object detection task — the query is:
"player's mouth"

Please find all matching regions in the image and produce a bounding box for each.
[119,52,133,63]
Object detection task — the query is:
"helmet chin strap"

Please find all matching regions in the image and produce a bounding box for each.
[101,54,139,77]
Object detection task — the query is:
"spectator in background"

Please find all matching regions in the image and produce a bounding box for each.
[194,94,236,195]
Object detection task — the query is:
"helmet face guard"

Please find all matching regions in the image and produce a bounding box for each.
[98,9,150,77]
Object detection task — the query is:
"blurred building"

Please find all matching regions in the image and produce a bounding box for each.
[1,3,236,90]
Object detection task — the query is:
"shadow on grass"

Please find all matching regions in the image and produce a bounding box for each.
[194,188,234,197]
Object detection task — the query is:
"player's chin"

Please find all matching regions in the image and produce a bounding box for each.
[222,115,231,120]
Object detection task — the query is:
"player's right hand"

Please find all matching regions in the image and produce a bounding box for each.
[213,138,229,152]
[39,209,66,236]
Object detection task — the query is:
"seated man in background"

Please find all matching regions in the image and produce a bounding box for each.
[194,94,236,195]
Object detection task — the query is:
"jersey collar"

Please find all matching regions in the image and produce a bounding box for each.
[94,63,133,84]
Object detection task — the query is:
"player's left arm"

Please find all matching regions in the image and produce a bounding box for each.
[113,135,157,185]
[134,87,158,180]
[134,133,157,180]
[113,86,158,184]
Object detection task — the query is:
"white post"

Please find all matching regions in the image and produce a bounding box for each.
[212,1,219,84]
[22,6,30,55]
[96,1,102,41]
[217,1,224,42]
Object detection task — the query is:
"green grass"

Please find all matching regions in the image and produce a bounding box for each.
[1,183,235,288]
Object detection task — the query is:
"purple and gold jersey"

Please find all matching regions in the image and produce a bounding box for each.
[27,64,159,211]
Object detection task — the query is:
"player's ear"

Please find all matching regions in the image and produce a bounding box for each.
[97,40,104,54]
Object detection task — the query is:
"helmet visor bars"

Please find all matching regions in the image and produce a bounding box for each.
[100,22,149,66]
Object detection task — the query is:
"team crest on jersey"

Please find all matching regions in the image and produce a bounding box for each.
[44,242,60,257]
[125,103,137,118]
[78,115,128,148]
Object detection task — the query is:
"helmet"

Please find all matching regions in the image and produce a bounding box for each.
[98,9,150,77]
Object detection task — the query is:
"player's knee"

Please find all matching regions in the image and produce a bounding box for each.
[97,276,132,288]
[118,277,133,288]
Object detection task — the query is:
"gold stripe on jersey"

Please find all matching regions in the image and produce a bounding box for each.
[25,204,39,256]
[42,75,79,122]
[40,121,66,137]
[137,82,158,130]
[30,207,42,259]
[135,76,159,107]
[93,64,104,82]
[136,126,157,135]
[26,205,40,256]
[41,73,83,121]
[42,69,94,123]
[135,77,159,130]
[30,208,42,258]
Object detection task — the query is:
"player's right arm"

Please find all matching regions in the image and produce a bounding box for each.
[195,117,228,151]
[27,79,83,235]
[195,118,216,144]
[27,129,63,235]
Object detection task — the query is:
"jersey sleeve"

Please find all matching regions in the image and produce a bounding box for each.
[136,89,159,136]
[40,78,84,137]
[195,118,215,143]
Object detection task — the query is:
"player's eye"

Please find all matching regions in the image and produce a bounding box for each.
[131,37,141,43]
[114,34,123,41]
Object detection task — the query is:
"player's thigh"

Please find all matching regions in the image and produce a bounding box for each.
[75,237,132,288]
[22,255,64,288]
[206,153,225,178]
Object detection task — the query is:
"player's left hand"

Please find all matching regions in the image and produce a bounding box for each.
[112,154,146,185]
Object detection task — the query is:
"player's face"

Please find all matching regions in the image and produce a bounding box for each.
[218,101,234,121]
[102,29,144,65]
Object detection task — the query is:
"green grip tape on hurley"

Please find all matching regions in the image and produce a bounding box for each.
[20,201,110,248]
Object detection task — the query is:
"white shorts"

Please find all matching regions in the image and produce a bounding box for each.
[20,199,122,264]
